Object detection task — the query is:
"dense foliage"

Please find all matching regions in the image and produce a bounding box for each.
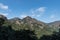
[0,18,37,40]
[39,29,60,40]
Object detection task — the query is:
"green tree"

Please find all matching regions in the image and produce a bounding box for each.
[0,18,5,26]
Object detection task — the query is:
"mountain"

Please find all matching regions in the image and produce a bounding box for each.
[0,15,60,30]
[22,16,45,25]
[22,16,46,29]
[9,16,46,28]
[8,16,47,31]
[47,21,60,32]
[49,21,60,27]
[0,15,60,38]
[48,21,60,29]
[0,15,7,20]
[8,16,52,38]
[9,17,22,25]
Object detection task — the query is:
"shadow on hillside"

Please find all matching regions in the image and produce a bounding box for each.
[0,17,38,40]
[0,25,37,40]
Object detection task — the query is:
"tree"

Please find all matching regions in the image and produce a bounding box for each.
[39,29,60,40]
[0,18,5,26]
[14,30,37,40]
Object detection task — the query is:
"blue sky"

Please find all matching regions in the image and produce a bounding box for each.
[0,0,60,23]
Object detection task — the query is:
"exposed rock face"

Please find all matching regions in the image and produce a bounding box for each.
[1,15,60,37]
[9,17,22,25]
[22,16,46,29]
[1,15,60,30]
[8,16,46,30]
[9,17,21,22]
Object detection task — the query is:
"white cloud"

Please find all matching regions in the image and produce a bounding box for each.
[30,7,46,17]
[19,7,46,19]
[0,12,8,16]
[36,7,46,13]
[0,3,8,10]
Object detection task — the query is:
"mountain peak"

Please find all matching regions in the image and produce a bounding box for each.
[23,16,32,20]
[9,17,21,22]
[25,16,32,19]
[11,17,21,20]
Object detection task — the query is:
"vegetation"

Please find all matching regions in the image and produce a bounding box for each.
[39,29,60,40]
[0,18,37,40]
[0,15,60,40]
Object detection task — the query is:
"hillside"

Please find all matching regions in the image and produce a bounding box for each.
[0,15,60,40]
